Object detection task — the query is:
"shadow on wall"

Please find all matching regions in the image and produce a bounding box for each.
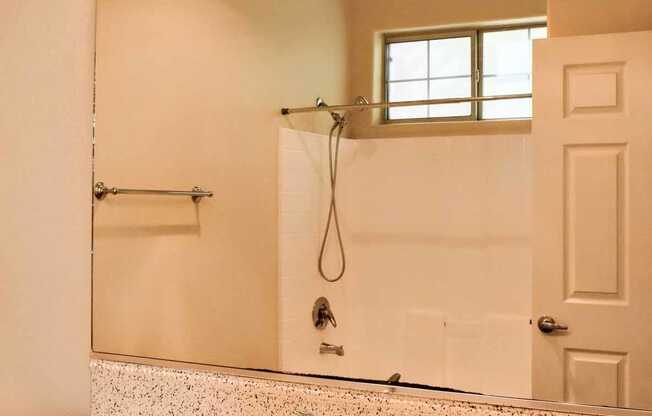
[94,198,202,238]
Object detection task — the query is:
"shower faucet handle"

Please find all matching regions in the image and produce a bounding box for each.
[325,310,337,327]
[312,297,337,329]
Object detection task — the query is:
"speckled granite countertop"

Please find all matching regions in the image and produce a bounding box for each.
[91,359,584,416]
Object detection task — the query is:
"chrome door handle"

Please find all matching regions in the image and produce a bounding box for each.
[537,316,569,333]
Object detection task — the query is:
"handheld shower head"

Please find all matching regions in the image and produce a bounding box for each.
[314,95,370,284]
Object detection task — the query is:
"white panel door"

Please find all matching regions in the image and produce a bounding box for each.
[532,31,652,410]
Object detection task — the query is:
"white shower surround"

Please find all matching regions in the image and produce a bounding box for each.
[278,128,532,397]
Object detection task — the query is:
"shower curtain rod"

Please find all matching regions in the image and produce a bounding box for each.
[281,93,532,115]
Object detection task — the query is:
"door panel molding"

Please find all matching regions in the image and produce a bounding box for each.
[563,143,628,304]
[564,349,628,407]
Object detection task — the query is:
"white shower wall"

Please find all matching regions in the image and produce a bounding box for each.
[278,128,532,398]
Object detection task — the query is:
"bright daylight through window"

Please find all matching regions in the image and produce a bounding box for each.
[385,25,547,122]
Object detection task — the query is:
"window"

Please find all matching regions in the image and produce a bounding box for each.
[384,24,547,122]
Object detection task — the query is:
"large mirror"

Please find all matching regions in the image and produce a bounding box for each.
[91,0,652,413]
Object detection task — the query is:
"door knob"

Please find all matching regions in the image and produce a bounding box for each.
[538,316,569,333]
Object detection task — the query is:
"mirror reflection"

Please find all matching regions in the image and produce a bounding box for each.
[92,0,652,412]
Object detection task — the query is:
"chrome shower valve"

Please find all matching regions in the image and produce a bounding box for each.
[312,297,337,329]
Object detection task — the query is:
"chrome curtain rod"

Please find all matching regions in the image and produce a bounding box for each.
[281,93,532,115]
[93,182,213,203]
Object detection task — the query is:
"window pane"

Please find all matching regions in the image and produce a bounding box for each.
[429,37,471,78]
[483,98,531,119]
[530,27,548,40]
[481,26,547,119]
[386,34,473,120]
[387,41,428,81]
[483,73,530,95]
[387,80,428,119]
[429,77,471,117]
[482,28,530,76]
[483,73,531,118]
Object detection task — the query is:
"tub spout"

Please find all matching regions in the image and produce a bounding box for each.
[319,342,344,356]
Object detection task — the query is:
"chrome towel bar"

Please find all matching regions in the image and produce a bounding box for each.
[94,181,213,203]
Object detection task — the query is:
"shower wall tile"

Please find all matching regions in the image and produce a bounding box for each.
[485,136,532,236]
[340,134,532,396]
[279,212,318,234]
[402,310,446,386]
[91,359,588,416]
[279,229,319,266]
[278,128,351,378]
[278,129,533,398]
[444,320,487,393]
[483,315,532,398]
[280,192,314,213]
[486,245,532,316]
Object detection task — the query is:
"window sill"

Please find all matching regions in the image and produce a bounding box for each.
[350,118,531,139]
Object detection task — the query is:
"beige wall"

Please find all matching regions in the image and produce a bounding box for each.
[92,0,349,369]
[344,0,547,138]
[0,0,94,414]
[548,0,652,37]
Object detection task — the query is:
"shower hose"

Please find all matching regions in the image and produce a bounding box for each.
[317,117,346,282]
